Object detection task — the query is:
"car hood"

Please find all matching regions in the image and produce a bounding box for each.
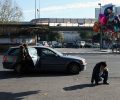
[60,55,87,65]
[62,55,85,61]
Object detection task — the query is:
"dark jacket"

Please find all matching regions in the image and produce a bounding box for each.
[91,62,106,83]
[24,47,34,68]
[17,46,25,63]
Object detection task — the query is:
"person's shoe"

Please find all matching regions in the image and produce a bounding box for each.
[103,82,109,85]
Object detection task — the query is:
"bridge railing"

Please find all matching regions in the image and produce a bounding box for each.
[31,18,95,27]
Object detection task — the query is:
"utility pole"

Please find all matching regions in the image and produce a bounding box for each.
[35,0,37,19]
[39,0,40,18]
[98,3,102,50]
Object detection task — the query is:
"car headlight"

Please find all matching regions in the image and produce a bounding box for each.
[80,60,83,64]
[81,59,87,65]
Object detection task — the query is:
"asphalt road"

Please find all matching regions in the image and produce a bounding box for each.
[0,54,120,100]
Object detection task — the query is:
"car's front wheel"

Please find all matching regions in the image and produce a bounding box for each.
[68,63,80,74]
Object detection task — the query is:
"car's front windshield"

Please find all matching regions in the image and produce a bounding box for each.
[49,48,63,56]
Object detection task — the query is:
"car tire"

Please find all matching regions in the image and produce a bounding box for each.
[68,63,80,74]
[14,64,22,74]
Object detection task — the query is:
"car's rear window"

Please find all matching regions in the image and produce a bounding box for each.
[7,48,19,56]
[6,47,37,56]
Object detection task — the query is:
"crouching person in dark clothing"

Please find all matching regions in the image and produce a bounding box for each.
[91,61,109,85]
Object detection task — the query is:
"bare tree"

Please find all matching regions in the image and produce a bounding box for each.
[0,0,23,23]
[55,32,64,43]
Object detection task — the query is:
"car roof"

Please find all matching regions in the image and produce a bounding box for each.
[9,45,50,49]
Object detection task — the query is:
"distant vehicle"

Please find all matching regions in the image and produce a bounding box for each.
[36,43,43,46]
[65,42,79,48]
[2,46,87,74]
[37,41,49,47]
[80,41,85,48]
[112,43,120,52]
[93,43,100,48]
[84,43,93,48]
[52,43,62,48]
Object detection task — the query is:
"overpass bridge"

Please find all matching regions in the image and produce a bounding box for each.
[0,18,95,35]
[32,18,94,31]
[49,26,93,31]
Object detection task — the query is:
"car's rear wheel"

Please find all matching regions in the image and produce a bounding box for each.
[68,63,80,74]
[14,64,22,74]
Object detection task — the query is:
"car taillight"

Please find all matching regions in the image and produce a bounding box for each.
[3,56,8,62]
[13,57,17,62]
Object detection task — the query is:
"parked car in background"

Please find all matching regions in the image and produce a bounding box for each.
[93,43,100,48]
[2,46,87,74]
[37,41,49,47]
[84,43,93,48]
[80,41,85,48]
[36,43,43,46]
[52,43,62,48]
[65,42,80,48]
[112,43,120,52]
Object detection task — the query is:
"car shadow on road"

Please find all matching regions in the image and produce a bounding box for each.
[63,84,96,91]
[0,71,19,79]
[0,90,40,100]
[0,70,72,80]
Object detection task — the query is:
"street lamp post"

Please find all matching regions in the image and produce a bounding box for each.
[98,3,102,50]
[35,0,37,19]
[37,0,40,18]
[98,3,101,14]
[39,0,40,18]
[35,0,41,43]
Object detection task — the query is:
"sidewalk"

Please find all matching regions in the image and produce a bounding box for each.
[55,48,112,54]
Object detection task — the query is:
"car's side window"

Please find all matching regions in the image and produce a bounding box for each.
[41,49,56,57]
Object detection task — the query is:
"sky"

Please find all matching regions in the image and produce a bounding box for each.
[14,0,120,21]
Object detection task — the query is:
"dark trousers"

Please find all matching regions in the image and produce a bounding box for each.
[95,70,108,84]
[101,70,108,83]
[24,58,34,71]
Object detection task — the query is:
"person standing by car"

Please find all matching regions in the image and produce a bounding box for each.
[91,61,109,85]
[16,45,26,73]
[23,43,34,72]
[23,43,29,57]
[17,45,25,61]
